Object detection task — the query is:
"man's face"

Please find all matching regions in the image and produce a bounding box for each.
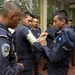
[32,18,39,28]
[68,21,72,26]
[53,15,65,30]
[11,15,22,29]
[22,15,33,27]
[7,12,22,29]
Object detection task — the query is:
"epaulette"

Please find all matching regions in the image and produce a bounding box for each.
[0,27,11,39]
[0,35,8,39]
[63,28,69,32]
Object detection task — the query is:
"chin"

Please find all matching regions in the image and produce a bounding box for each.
[12,26,16,29]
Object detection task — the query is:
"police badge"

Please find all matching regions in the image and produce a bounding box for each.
[2,43,10,57]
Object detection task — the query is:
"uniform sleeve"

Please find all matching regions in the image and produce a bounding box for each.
[0,37,22,75]
[21,26,29,38]
[46,27,56,40]
[33,41,62,63]
[41,30,75,63]
[21,26,37,45]
[33,42,43,52]
[41,43,62,63]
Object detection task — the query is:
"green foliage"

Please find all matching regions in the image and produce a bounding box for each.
[18,0,40,16]
[32,0,40,16]
[0,0,4,13]
[47,0,54,24]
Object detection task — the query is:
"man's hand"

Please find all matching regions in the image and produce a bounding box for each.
[38,32,48,39]
[37,32,48,46]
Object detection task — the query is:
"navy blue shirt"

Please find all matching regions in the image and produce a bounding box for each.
[46,27,56,48]
[16,24,33,71]
[0,22,22,75]
[33,25,75,75]
[31,27,41,38]
[41,25,75,75]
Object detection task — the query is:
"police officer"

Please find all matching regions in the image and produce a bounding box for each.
[68,20,73,27]
[0,1,24,75]
[68,20,75,66]
[31,16,41,38]
[38,10,75,75]
[16,12,38,75]
[31,16,42,75]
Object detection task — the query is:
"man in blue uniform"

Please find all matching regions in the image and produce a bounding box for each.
[31,16,41,38]
[38,10,75,75]
[0,1,24,75]
[68,20,75,66]
[31,16,41,75]
[16,12,38,75]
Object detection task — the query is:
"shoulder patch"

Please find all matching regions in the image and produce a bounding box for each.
[57,37,62,43]
[2,43,10,57]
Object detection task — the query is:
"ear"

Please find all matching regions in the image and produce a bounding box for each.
[22,17,24,21]
[61,19,65,24]
[9,13,15,20]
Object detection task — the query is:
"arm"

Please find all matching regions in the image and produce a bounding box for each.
[38,29,75,63]
[26,30,38,45]
[21,26,38,45]
[0,37,24,75]
[41,43,62,63]
[38,35,62,63]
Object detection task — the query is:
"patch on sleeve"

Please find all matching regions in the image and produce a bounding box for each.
[2,43,10,57]
[57,37,62,43]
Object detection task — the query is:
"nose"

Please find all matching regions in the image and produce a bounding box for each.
[53,22,55,26]
[30,22,32,25]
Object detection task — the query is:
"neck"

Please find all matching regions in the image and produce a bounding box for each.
[63,23,67,28]
[0,15,9,28]
[32,26,37,30]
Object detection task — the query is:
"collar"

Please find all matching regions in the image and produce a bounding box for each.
[57,25,69,34]
[0,22,11,36]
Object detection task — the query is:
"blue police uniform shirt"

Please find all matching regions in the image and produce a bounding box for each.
[46,26,56,48]
[31,27,41,38]
[16,24,33,71]
[41,25,75,75]
[0,22,22,75]
[27,25,75,75]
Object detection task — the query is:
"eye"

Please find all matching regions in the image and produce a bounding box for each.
[18,19,21,21]
[28,20,32,22]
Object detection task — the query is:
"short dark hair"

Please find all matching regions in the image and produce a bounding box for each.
[1,1,23,17]
[53,10,68,24]
[23,11,34,18]
[68,20,72,22]
[33,15,38,19]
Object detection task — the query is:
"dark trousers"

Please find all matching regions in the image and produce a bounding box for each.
[33,51,41,75]
[71,49,75,66]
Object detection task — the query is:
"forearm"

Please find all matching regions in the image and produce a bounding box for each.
[41,43,62,63]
